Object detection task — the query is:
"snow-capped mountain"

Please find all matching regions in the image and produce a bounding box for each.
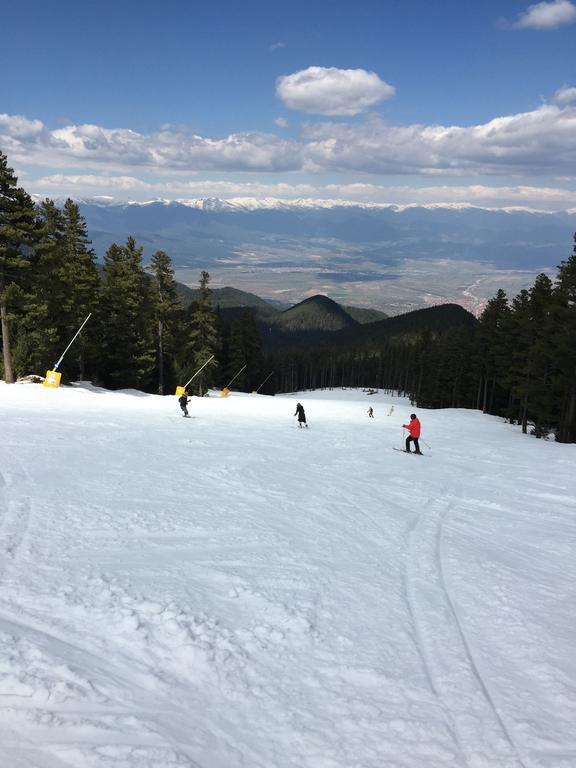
[90,196,576,215]
[75,197,576,315]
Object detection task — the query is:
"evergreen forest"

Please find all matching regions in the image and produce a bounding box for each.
[2,149,576,442]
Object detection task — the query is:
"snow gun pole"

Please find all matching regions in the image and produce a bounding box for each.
[53,313,92,371]
[183,355,215,389]
[255,371,274,393]
[224,364,247,390]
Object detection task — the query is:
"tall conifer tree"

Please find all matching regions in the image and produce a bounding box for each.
[149,249,182,394]
[553,235,576,442]
[61,199,100,380]
[184,270,219,394]
[99,237,156,390]
[15,199,68,374]
[475,289,511,413]
[0,152,38,381]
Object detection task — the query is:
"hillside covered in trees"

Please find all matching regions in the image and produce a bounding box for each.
[1,148,576,442]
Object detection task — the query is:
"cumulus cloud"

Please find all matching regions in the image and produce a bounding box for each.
[2,102,576,182]
[513,0,576,29]
[553,85,576,103]
[1,115,301,173]
[274,117,289,127]
[300,106,576,176]
[276,66,395,116]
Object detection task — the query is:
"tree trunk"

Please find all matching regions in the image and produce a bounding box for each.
[482,376,488,413]
[521,396,528,434]
[559,379,576,443]
[0,294,14,383]
[157,318,164,395]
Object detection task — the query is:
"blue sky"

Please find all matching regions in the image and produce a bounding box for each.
[1,0,576,209]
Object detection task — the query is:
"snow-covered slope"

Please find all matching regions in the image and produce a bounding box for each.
[0,383,574,768]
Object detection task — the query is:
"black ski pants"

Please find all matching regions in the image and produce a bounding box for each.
[406,436,420,453]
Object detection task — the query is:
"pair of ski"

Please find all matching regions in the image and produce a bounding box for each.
[392,447,427,456]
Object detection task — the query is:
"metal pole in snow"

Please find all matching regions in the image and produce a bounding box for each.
[53,313,92,371]
[224,364,247,390]
[183,355,215,389]
[255,371,274,393]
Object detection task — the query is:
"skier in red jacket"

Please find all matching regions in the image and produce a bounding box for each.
[403,413,422,454]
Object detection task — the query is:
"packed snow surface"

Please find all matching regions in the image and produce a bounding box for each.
[0,382,575,768]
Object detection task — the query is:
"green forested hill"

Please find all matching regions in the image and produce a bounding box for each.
[329,303,477,347]
[273,295,358,332]
[342,306,388,323]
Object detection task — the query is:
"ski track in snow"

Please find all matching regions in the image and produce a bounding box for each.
[0,383,575,767]
[0,460,33,582]
[404,492,526,768]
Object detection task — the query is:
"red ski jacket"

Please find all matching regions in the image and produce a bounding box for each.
[403,417,421,438]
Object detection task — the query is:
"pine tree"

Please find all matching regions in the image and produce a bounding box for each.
[224,309,264,391]
[506,275,555,434]
[148,250,182,394]
[12,199,100,381]
[552,235,576,442]
[240,309,264,390]
[183,271,219,395]
[61,199,100,380]
[475,289,511,413]
[14,199,68,375]
[99,237,156,390]
[225,317,249,390]
[0,152,38,382]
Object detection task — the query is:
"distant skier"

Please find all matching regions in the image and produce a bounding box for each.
[179,392,191,418]
[403,413,422,453]
[367,406,374,418]
[388,405,394,416]
[294,402,308,428]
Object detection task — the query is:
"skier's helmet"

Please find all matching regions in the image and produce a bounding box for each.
[410,413,416,419]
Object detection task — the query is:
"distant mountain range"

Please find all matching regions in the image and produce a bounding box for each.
[79,198,576,315]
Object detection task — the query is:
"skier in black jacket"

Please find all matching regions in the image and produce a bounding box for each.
[179,392,190,417]
[294,402,308,428]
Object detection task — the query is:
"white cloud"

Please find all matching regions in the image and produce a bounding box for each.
[554,85,576,103]
[33,174,318,198]
[300,106,576,176]
[36,174,151,191]
[270,41,286,51]
[514,0,576,29]
[274,117,289,127]
[276,66,395,116]
[1,115,301,173]
[3,102,576,182]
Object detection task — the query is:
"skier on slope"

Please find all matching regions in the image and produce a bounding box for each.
[179,392,191,418]
[367,406,374,418]
[294,402,308,428]
[402,413,422,453]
